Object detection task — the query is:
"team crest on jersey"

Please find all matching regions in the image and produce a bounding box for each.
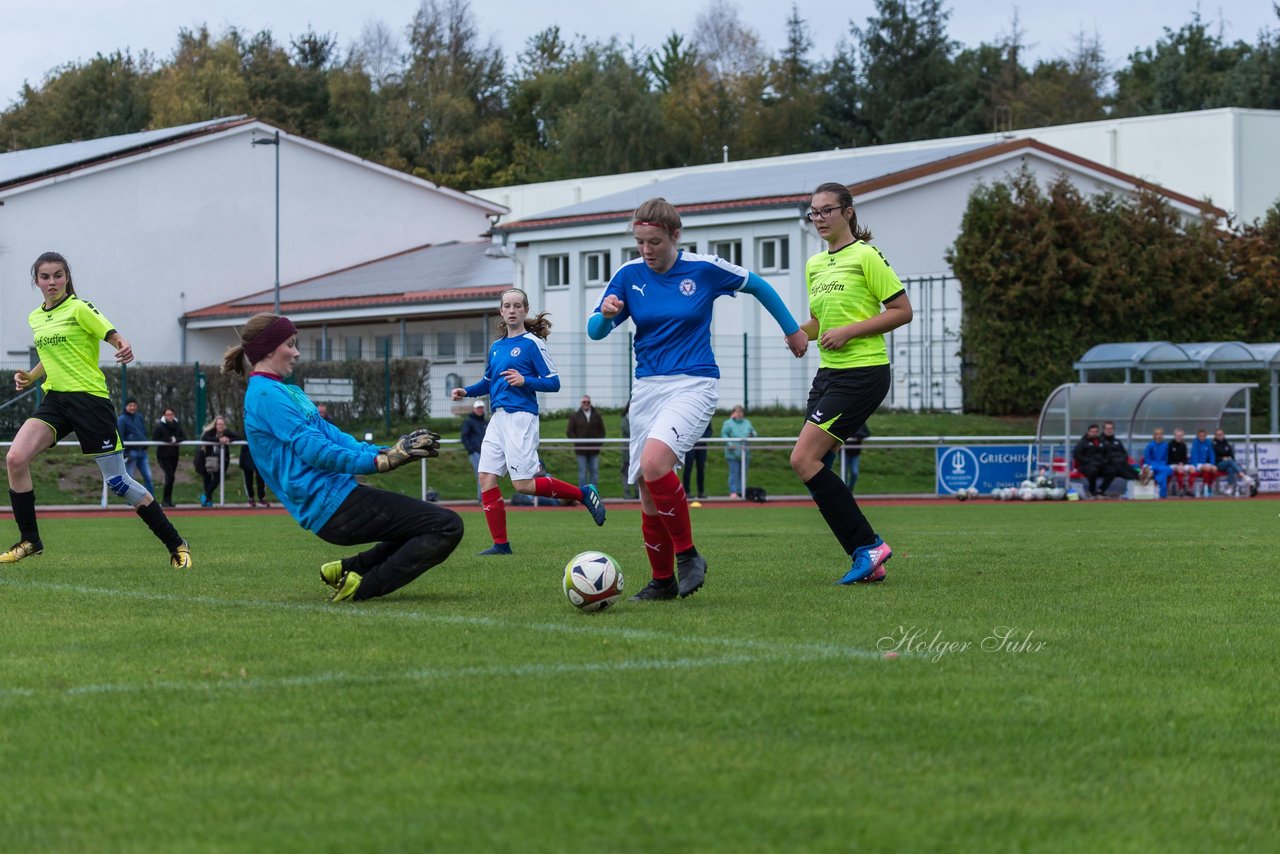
[509,346,521,358]
[679,279,696,296]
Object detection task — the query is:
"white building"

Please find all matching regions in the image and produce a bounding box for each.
[476,107,1280,226]
[0,117,506,368]
[491,138,1218,412]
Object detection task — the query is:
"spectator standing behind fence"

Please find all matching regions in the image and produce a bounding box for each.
[152,407,185,508]
[1099,421,1137,493]
[240,442,269,507]
[620,400,636,499]
[1212,428,1244,495]
[1141,428,1173,498]
[1073,424,1107,497]
[195,416,240,507]
[682,423,711,500]
[843,423,870,490]
[566,394,605,490]
[1190,429,1217,497]
[721,405,756,499]
[461,401,488,502]
[316,403,335,424]
[117,398,155,496]
[1167,428,1192,496]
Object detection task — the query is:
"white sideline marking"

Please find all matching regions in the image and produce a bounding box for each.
[1,652,830,700]
[0,578,885,658]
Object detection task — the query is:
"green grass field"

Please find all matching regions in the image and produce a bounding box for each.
[1,499,1277,850]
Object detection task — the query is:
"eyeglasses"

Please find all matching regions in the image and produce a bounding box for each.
[804,205,845,222]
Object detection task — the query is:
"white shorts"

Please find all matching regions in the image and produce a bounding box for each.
[478,409,541,481]
[627,375,719,485]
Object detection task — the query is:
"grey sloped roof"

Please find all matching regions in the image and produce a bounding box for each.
[0,117,247,187]
[1076,341,1280,370]
[510,140,992,223]
[189,241,513,318]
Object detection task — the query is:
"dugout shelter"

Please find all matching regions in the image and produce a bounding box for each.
[1035,382,1255,485]
[1074,341,1280,434]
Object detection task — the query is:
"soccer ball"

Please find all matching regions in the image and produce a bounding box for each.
[563,551,624,612]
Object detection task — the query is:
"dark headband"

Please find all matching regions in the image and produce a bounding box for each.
[243,316,298,364]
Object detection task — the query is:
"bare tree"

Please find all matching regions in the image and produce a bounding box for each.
[353,18,402,89]
[691,0,766,79]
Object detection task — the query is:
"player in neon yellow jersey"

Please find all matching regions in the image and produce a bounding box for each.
[788,183,914,585]
[3,252,191,568]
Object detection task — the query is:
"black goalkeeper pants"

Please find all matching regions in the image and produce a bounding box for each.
[316,485,464,600]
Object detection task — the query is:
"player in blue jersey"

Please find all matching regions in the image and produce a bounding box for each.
[229,313,463,603]
[452,287,606,556]
[588,197,808,601]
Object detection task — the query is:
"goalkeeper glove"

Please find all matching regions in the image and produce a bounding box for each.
[375,429,441,472]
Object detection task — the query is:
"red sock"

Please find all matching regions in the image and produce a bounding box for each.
[534,477,583,502]
[645,470,693,553]
[641,512,675,580]
[481,487,507,545]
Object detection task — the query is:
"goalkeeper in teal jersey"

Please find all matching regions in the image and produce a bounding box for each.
[3,252,191,568]
[231,312,462,602]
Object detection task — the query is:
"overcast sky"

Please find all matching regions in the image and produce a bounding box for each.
[3,0,1276,106]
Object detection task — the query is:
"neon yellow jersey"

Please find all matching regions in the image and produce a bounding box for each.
[28,295,117,397]
[805,241,905,370]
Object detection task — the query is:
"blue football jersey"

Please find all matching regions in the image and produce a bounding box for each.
[463,331,560,414]
[591,251,747,378]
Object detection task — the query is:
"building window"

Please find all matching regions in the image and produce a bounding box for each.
[757,237,790,273]
[467,322,487,360]
[583,251,611,286]
[680,241,697,254]
[343,336,362,361]
[375,334,393,358]
[542,254,570,288]
[710,239,742,266]
[622,247,640,262]
[405,333,425,358]
[313,338,326,361]
[438,330,456,359]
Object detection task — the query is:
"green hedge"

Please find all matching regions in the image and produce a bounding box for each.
[0,359,431,441]
[949,169,1280,415]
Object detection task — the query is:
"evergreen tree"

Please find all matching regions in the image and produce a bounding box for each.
[0,51,152,150]
[1112,12,1248,115]
[402,0,509,188]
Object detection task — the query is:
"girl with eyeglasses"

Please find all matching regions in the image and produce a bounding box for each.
[589,197,808,602]
[790,183,913,585]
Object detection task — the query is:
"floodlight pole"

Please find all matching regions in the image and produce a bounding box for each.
[251,130,281,312]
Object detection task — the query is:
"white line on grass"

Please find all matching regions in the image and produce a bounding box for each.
[0,652,838,700]
[0,578,893,664]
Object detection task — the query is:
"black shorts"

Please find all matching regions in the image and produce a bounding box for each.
[804,365,891,443]
[31,391,123,456]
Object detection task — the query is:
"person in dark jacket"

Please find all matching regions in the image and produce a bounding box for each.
[566,394,606,490]
[1167,428,1191,496]
[460,401,488,502]
[682,422,712,499]
[117,398,155,495]
[240,442,269,507]
[1099,421,1137,494]
[1073,424,1107,497]
[152,407,186,508]
[1212,428,1244,495]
